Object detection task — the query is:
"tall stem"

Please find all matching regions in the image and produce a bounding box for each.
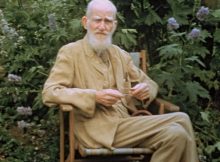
[17,0,23,8]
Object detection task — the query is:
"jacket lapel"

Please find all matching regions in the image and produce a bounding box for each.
[108,47,125,93]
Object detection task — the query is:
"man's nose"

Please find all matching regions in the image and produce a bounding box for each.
[98,21,106,30]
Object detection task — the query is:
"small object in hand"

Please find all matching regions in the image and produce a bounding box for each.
[122,80,131,95]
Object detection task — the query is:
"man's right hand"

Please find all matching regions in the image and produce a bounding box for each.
[95,89,123,107]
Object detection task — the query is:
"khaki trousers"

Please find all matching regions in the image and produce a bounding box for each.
[112,112,199,162]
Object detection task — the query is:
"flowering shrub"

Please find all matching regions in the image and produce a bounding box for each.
[149,5,220,161]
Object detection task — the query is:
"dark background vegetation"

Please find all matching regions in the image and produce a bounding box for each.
[0,0,220,161]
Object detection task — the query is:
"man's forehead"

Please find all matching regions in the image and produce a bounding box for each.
[89,5,116,17]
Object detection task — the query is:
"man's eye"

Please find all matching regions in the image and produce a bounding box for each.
[93,19,102,23]
[104,19,113,24]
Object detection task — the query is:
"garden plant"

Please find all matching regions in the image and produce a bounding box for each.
[0,0,220,162]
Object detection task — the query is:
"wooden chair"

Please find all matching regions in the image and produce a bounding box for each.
[59,50,180,162]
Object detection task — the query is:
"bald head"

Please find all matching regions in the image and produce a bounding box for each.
[86,0,117,19]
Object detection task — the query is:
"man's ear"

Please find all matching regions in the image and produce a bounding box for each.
[115,20,118,28]
[81,16,88,30]
[114,20,118,27]
[112,20,118,33]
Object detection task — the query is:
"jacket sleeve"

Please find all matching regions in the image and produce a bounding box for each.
[42,45,96,118]
[125,51,159,107]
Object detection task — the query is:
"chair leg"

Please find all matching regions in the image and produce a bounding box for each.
[60,110,65,162]
[69,110,75,162]
[159,103,165,114]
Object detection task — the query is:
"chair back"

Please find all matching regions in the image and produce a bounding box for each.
[129,50,148,73]
[130,52,140,68]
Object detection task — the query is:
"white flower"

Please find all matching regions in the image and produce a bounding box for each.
[16,106,33,116]
[8,74,22,82]
[0,9,19,40]
[48,13,57,31]
[17,120,31,129]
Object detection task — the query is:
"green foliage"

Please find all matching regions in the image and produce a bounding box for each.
[0,109,59,162]
[195,108,220,162]
[149,8,220,106]
[167,0,193,24]
[114,29,138,49]
[0,0,220,161]
[148,2,220,161]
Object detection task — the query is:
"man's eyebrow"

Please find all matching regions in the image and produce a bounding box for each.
[105,16,114,21]
[92,16,114,20]
[93,16,102,19]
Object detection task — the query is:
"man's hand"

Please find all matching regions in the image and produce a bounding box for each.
[130,83,150,101]
[96,89,123,107]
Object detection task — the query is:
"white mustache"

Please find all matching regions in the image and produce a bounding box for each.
[94,31,109,35]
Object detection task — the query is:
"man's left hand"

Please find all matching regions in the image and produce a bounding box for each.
[130,83,150,101]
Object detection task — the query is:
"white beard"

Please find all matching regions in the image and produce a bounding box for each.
[87,29,113,55]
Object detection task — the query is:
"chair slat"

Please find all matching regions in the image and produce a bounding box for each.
[79,145,153,157]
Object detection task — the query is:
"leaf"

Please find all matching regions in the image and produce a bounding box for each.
[214,28,220,43]
[0,66,6,78]
[121,29,137,34]
[200,30,212,41]
[184,81,210,103]
[156,71,183,90]
[158,72,175,89]
[157,44,183,60]
[205,145,216,154]
[215,142,220,151]
[69,19,82,32]
[116,13,125,23]
[114,29,137,49]
[143,0,150,9]
[188,45,210,58]
[131,3,139,17]
[200,111,210,122]
[167,0,192,25]
[169,31,186,39]
[211,9,220,18]
[194,70,215,82]
[184,56,206,67]
[144,8,162,25]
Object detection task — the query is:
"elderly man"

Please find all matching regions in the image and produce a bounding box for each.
[42,0,199,162]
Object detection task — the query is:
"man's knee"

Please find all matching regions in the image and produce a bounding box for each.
[174,112,191,124]
[175,112,190,119]
[165,123,189,143]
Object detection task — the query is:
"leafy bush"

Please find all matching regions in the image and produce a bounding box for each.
[147,2,220,161]
[0,0,220,161]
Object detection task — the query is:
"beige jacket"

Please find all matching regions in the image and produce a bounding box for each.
[42,37,158,149]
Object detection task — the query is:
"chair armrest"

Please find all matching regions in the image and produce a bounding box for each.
[60,104,73,112]
[59,104,75,162]
[153,98,180,112]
